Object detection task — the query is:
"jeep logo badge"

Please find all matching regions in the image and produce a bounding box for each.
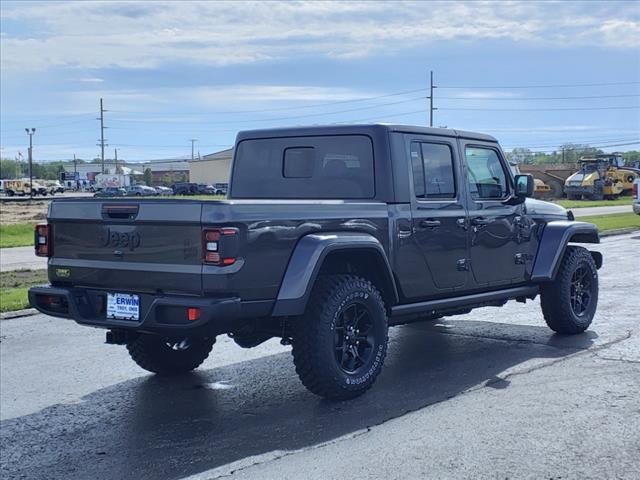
[55,268,71,278]
[101,228,141,251]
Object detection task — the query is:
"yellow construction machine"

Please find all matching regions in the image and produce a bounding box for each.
[564,153,640,200]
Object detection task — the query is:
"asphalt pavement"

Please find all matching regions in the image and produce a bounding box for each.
[1,233,639,479]
[0,246,46,271]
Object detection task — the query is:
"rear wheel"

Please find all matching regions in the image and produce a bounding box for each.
[540,246,598,334]
[291,275,389,400]
[126,334,215,375]
[591,180,604,201]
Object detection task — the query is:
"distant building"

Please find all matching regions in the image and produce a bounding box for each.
[188,148,232,185]
[138,158,190,184]
[62,158,189,185]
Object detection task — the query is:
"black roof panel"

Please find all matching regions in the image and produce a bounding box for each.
[236,124,497,143]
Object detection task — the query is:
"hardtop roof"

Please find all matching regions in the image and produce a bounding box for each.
[236,124,498,143]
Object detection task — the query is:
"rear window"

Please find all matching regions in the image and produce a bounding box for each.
[231,135,375,199]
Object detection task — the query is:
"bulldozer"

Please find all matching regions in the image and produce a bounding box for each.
[564,153,640,200]
[509,162,553,198]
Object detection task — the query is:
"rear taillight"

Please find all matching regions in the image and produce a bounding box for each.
[633,183,638,199]
[203,228,238,265]
[34,224,51,257]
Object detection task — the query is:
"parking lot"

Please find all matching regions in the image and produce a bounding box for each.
[1,233,638,480]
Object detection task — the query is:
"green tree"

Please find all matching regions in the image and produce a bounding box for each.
[143,168,153,186]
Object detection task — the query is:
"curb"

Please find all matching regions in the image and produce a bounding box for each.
[0,308,38,320]
[599,227,640,238]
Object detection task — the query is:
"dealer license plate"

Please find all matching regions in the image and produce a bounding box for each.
[106,293,140,321]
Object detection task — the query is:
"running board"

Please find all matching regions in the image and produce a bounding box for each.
[391,285,539,318]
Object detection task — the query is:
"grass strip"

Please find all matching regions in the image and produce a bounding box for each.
[0,269,47,313]
[0,223,35,248]
[578,212,640,232]
[554,197,632,208]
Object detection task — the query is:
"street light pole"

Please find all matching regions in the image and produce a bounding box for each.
[25,128,36,199]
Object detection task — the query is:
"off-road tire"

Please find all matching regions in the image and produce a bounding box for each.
[291,274,389,400]
[540,246,598,334]
[126,334,215,375]
[591,180,604,201]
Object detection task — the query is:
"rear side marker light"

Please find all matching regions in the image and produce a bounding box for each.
[188,307,200,322]
[34,224,51,257]
[203,228,238,266]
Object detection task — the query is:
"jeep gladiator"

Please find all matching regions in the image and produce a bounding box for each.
[29,124,602,399]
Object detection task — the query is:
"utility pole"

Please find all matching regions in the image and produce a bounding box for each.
[97,98,107,174]
[25,128,36,199]
[73,153,79,190]
[190,139,198,161]
[114,148,118,173]
[428,70,437,127]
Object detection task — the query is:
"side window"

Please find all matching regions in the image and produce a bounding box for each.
[464,147,508,200]
[410,142,425,197]
[410,141,456,199]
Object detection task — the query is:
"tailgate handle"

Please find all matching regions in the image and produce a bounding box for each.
[102,204,139,220]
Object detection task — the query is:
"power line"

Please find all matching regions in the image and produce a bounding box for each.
[0,113,93,126]
[439,106,640,111]
[511,140,640,153]
[109,87,428,116]
[1,117,93,129]
[110,96,428,125]
[503,137,640,149]
[438,81,640,89]
[437,94,640,101]
[1,128,96,141]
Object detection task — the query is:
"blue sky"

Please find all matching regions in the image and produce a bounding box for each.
[1,0,639,162]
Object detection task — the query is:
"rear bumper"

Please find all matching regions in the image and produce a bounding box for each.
[28,285,242,335]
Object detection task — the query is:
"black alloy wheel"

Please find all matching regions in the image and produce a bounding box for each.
[334,301,377,374]
[569,264,593,317]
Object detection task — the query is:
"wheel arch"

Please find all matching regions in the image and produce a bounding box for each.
[530,220,601,282]
[271,233,398,317]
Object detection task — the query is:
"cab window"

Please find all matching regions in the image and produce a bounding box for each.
[464,147,509,200]
[410,142,456,199]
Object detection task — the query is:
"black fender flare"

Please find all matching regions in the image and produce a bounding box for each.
[530,221,602,282]
[271,232,398,317]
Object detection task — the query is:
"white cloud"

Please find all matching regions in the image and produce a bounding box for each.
[1,1,638,72]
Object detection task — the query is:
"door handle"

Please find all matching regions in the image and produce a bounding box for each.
[471,217,489,226]
[420,219,441,228]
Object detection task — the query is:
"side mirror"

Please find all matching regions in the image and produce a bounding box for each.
[515,174,534,198]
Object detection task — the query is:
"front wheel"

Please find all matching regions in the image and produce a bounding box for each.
[540,246,598,334]
[126,334,215,375]
[292,275,389,400]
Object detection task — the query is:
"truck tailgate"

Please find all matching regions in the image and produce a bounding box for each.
[48,200,203,295]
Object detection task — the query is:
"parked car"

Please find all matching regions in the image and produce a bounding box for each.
[94,187,127,198]
[172,182,199,195]
[633,178,640,215]
[197,184,217,195]
[154,186,174,195]
[126,185,157,196]
[45,180,65,195]
[213,183,228,195]
[30,124,602,401]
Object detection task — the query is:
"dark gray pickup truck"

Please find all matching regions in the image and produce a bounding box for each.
[30,124,602,399]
